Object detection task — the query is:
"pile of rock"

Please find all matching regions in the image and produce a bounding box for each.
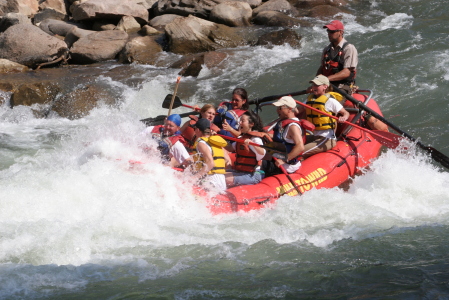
[0,0,349,75]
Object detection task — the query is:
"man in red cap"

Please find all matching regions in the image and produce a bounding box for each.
[316,20,358,94]
[314,20,388,131]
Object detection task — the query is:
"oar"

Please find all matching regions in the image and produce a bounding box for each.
[247,90,308,105]
[295,100,402,149]
[167,76,181,117]
[162,94,196,110]
[217,134,286,154]
[272,157,302,196]
[331,84,449,169]
[140,111,199,126]
[160,89,309,111]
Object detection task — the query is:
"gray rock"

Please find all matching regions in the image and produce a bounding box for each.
[0,13,31,33]
[210,1,252,27]
[71,0,149,24]
[118,35,163,64]
[253,0,298,17]
[0,58,30,73]
[0,24,68,68]
[115,15,141,33]
[69,30,129,64]
[156,0,224,19]
[165,15,247,54]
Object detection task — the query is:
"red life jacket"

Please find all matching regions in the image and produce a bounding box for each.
[322,42,356,85]
[150,125,186,156]
[234,132,271,173]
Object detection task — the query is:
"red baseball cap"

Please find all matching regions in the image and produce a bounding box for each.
[323,20,344,31]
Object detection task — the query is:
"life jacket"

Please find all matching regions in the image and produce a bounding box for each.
[214,101,246,129]
[273,119,309,164]
[322,42,356,85]
[305,92,343,130]
[192,135,227,175]
[150,125,185,159]
[233,132,272,173]
[181,115,221,148]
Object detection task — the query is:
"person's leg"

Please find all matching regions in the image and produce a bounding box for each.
[302,136,336,159]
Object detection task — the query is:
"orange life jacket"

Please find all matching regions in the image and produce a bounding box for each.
[233,132,272,173]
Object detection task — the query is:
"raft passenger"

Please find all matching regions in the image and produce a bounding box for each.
[192,118,229,192]
[314,19,387,131]
[262,96,306,177]
[299,75,349,159]
[225,111,268,187]
[180,104,220,150]
[141,114,192,168]
[214,88,249,137]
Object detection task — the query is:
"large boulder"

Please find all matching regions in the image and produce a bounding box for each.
[156,0,223,19]
[115,15,141,33]
[0,24,68,68]
[252,11,303,27]
[0,12,32,32]
[209,1,252,27]
[149,14,182,31]
[252,0,298,17]
[117,35,163,64]
[69,30,128,64]
[0,0,39,17]
[39,19,78,36]
[71,0,149,24]
[165,15,247,54]
[39,0,67,14]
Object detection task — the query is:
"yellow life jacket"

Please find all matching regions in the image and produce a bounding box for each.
[305,92,343,130]
[192,136,227,174]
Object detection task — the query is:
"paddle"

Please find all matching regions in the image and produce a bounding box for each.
[162,94,196,110]
[140,111,199,126]
[331,84,449,169]
[167,76,181,117]
[218,134,286,154]
[272,157,302,195]
[294,100,402,149]
[160,89,309,111]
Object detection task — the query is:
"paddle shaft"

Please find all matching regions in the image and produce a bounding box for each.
[272,157,302,195]
[167,76,181,117]
[218,134,283,153]
[294,100,399,147]
[248,90,308,105]
[331,85,449,169]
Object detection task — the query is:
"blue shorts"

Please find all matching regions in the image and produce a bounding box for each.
[232,171,263,186]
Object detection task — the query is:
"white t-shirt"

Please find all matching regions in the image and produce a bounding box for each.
[281,118,302,173]
[310,97,343,139]
[142,126,190,165]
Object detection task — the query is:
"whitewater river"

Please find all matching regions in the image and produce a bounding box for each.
[1,0,449,298]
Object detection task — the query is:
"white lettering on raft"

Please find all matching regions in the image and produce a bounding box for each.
[275,168,328,196]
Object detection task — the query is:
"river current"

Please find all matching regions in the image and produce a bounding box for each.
[1,0,449,299]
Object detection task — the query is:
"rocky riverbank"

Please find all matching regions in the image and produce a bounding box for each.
[0,0,352,118]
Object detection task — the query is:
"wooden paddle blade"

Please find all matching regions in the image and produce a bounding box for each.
[369,130,403,149]
[162,94,182,109]
[426,146,449,169]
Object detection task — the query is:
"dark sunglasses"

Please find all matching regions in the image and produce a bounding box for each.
[327,29,340,34]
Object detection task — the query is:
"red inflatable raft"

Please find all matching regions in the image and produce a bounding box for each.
[205,90,385,215]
